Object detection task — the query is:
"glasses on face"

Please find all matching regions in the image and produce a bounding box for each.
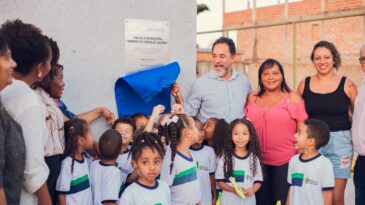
[359,56,365,63]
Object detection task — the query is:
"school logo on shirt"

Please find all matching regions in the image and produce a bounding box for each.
[291,173,304,187]
[196,162,209,171]
[304,178,319,185]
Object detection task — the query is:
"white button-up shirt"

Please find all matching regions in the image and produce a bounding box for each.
[184,70,251,123]
[353,78,365,156]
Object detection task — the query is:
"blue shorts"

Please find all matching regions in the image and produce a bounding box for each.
[319,130,353,179]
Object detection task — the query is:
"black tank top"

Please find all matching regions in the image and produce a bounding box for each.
[303,76,351,131]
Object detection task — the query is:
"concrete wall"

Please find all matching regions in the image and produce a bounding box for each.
[0,0,197,139]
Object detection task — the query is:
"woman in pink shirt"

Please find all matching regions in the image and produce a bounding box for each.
[245,59,307,205]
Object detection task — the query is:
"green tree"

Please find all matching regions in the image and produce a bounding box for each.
[197,3,209,14]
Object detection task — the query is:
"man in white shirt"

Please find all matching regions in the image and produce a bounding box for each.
[352,45,365,205]
[171,37,251,123]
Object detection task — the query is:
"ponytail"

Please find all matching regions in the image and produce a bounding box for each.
[63,118,88,173]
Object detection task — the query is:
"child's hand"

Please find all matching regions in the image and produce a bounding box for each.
[172,103,184,114]
[243,187,254,197]
[212,196,217,205]
[151,105,165,118]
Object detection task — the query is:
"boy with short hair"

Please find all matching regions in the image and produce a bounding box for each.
[113,118,138,195]
[90,129,122,205]
[286,119,334,205]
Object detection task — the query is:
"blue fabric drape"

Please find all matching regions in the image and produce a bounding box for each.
[114,62,180,117]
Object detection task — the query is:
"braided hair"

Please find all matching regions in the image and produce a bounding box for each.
[63,118,89,173]
[158,114,192,174]
[223,118,261,178]
[130,132,165,162]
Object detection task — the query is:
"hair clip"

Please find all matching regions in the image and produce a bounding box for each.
[69,126,75,132]
[161,115,180,126]
[170,116,179,123]
[154,140,158,144]
[141,139,145,143]
[161,117,172,126]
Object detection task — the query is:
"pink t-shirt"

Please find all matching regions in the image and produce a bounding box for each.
[245,93,308,166]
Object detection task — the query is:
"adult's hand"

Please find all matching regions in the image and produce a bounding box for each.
[100,107,116,125]
[170,83,184,105]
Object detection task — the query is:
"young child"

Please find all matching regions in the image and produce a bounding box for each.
[215,118,263,205]
[202,118,230,204]
[203,118,230,159]
[287,119,334,205]
[90,129,123,205]
[130,112,149,131]
[119,132,170,204]
[113,117,138,194]
[56,119,94,205]
[159,114,202,205]
[190,117,217,205]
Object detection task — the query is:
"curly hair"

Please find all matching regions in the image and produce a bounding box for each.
[212,119,229,158]
[0,34,8,56]
[157,114,193,174]
[0,19,51,76]
[130,131,165,162]
[311,40,341,69]
[223,118,261,178]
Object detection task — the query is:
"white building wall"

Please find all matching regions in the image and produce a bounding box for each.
[0,0,196,138]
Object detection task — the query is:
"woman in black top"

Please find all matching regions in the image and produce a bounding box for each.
[0,34,26,205]
[297,41,357,205]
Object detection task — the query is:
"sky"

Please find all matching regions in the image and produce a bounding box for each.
[196,0,302,48]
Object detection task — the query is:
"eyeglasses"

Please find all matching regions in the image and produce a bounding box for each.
[359,56,365,62]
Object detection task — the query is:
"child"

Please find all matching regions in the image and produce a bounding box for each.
[90,129,123,205]
[286,119,334,205]
[56,119,94,205]
[190,117,217,205]
[113,117,138,194]
[215,118,263,205]
[119,132,170,204]
[159,114,202,205]
[203,118,230,158]
[130,112,149,131]
[202,118,230,204]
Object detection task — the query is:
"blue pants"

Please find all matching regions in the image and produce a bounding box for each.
[354,156,365,205]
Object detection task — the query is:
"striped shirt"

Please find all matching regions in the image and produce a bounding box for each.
[160,149,201,205]
[56,156,92,205]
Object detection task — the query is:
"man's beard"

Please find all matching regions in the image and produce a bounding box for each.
[213,66,231,77]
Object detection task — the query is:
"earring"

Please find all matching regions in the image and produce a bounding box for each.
[38,72,42,78]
